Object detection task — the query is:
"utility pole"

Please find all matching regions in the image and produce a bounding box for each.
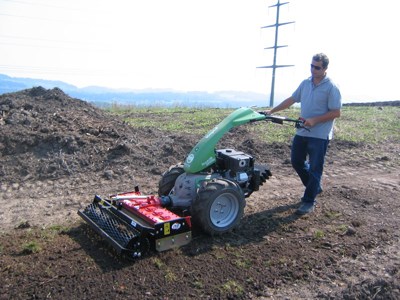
[258,0,294,107]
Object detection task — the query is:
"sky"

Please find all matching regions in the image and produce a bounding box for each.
[0,0,399,103]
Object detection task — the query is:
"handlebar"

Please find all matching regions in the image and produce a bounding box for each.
[258,112,309,131]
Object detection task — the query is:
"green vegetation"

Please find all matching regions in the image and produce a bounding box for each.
[164,269,177,282]
[47,224,70,232]
[221,280,244,296]
[192,280,204,289]
[108,106,233,135]
[5,224,72,256]
[313,229,325,239]
[338,106,400,143]
[40,225,70,240]
[106,105,400,144]
[149,256,177,282]
[234,258,252,269]
[152,257,165,269]
[325,210,342,219]
[337,224,348,235]
[22,241,42,254]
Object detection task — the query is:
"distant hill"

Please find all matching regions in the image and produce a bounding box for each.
[0,74,76,93]
[0,73,270,108]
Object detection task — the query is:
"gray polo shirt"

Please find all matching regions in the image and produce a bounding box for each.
[292,76,342,140]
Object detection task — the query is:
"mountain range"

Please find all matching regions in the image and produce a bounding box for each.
[0,73,270,108]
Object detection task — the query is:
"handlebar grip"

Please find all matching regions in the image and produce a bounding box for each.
[258,113,309,131]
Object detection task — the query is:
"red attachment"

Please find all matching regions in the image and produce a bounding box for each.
[184,216,192,228]
[111,191,183,225]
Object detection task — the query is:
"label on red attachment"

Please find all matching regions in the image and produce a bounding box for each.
[164,223,170,235]
[171,223,181,230]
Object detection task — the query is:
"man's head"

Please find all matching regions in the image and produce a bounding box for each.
[312,53,329,69]
[310,53,329,78]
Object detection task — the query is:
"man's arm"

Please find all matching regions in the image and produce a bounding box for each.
[266,97,296,114]
[305,109,341,127]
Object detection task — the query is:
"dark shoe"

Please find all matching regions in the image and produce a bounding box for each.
[296,202,315,215]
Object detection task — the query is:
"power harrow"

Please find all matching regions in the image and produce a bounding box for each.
[78,108,306,259]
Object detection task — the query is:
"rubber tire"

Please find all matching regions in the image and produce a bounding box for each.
[158,164,185,196]
[191,179,245,236]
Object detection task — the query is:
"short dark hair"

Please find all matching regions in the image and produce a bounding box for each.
[312,53,329,69]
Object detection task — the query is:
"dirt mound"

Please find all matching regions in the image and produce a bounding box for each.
[0,87,196,184]
[1,87,399,299]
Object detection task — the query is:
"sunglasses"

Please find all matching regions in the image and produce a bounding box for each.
[310,64,322,70]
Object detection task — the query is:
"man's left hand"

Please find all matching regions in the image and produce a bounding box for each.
[304,118,317,127]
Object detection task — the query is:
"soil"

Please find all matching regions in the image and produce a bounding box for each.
[0,87,399,299]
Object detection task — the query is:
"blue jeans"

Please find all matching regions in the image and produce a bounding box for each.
[291,135,329,204]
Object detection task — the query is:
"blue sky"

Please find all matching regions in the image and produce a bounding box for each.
[0,0,399,103]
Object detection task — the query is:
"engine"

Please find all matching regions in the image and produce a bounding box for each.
[215,148,253,182]
[215,148,268,196]
[168,148,271,208]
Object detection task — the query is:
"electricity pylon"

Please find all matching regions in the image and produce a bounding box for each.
[258,0,294,107]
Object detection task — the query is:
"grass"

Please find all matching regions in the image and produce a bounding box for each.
[152,257,164,269]
[109,106,233,135]
[337,106,400,143]
[192,280,204,289]
[164,269,177,282]
[22,241,42,254]
[325,210,342,219]
[313,229,325,239]
[5,224,72,256]
[235,258,252,269]
[221,280,244,296]
[106,105,400,144]
[40,225,71,240]
[337,224,348,235]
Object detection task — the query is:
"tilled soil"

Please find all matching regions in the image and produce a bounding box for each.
[0,87,399,299]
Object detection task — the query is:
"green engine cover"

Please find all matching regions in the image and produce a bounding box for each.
[183,107,266,174]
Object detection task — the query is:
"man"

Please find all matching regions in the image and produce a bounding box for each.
[266,53,342,215]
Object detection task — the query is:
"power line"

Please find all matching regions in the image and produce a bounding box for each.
[0,64,109,76]
[2,0,106,14]
[258,0,294,107]
[0,34,105,51]
[0,12,94,25]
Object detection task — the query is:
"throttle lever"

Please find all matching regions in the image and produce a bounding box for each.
[296,117,310,131]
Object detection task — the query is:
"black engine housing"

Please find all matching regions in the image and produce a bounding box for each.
[215,149,271,197]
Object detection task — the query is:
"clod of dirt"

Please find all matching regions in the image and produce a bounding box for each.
[16,221,31,229]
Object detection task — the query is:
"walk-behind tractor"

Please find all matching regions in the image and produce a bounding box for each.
[78,107,306,259]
